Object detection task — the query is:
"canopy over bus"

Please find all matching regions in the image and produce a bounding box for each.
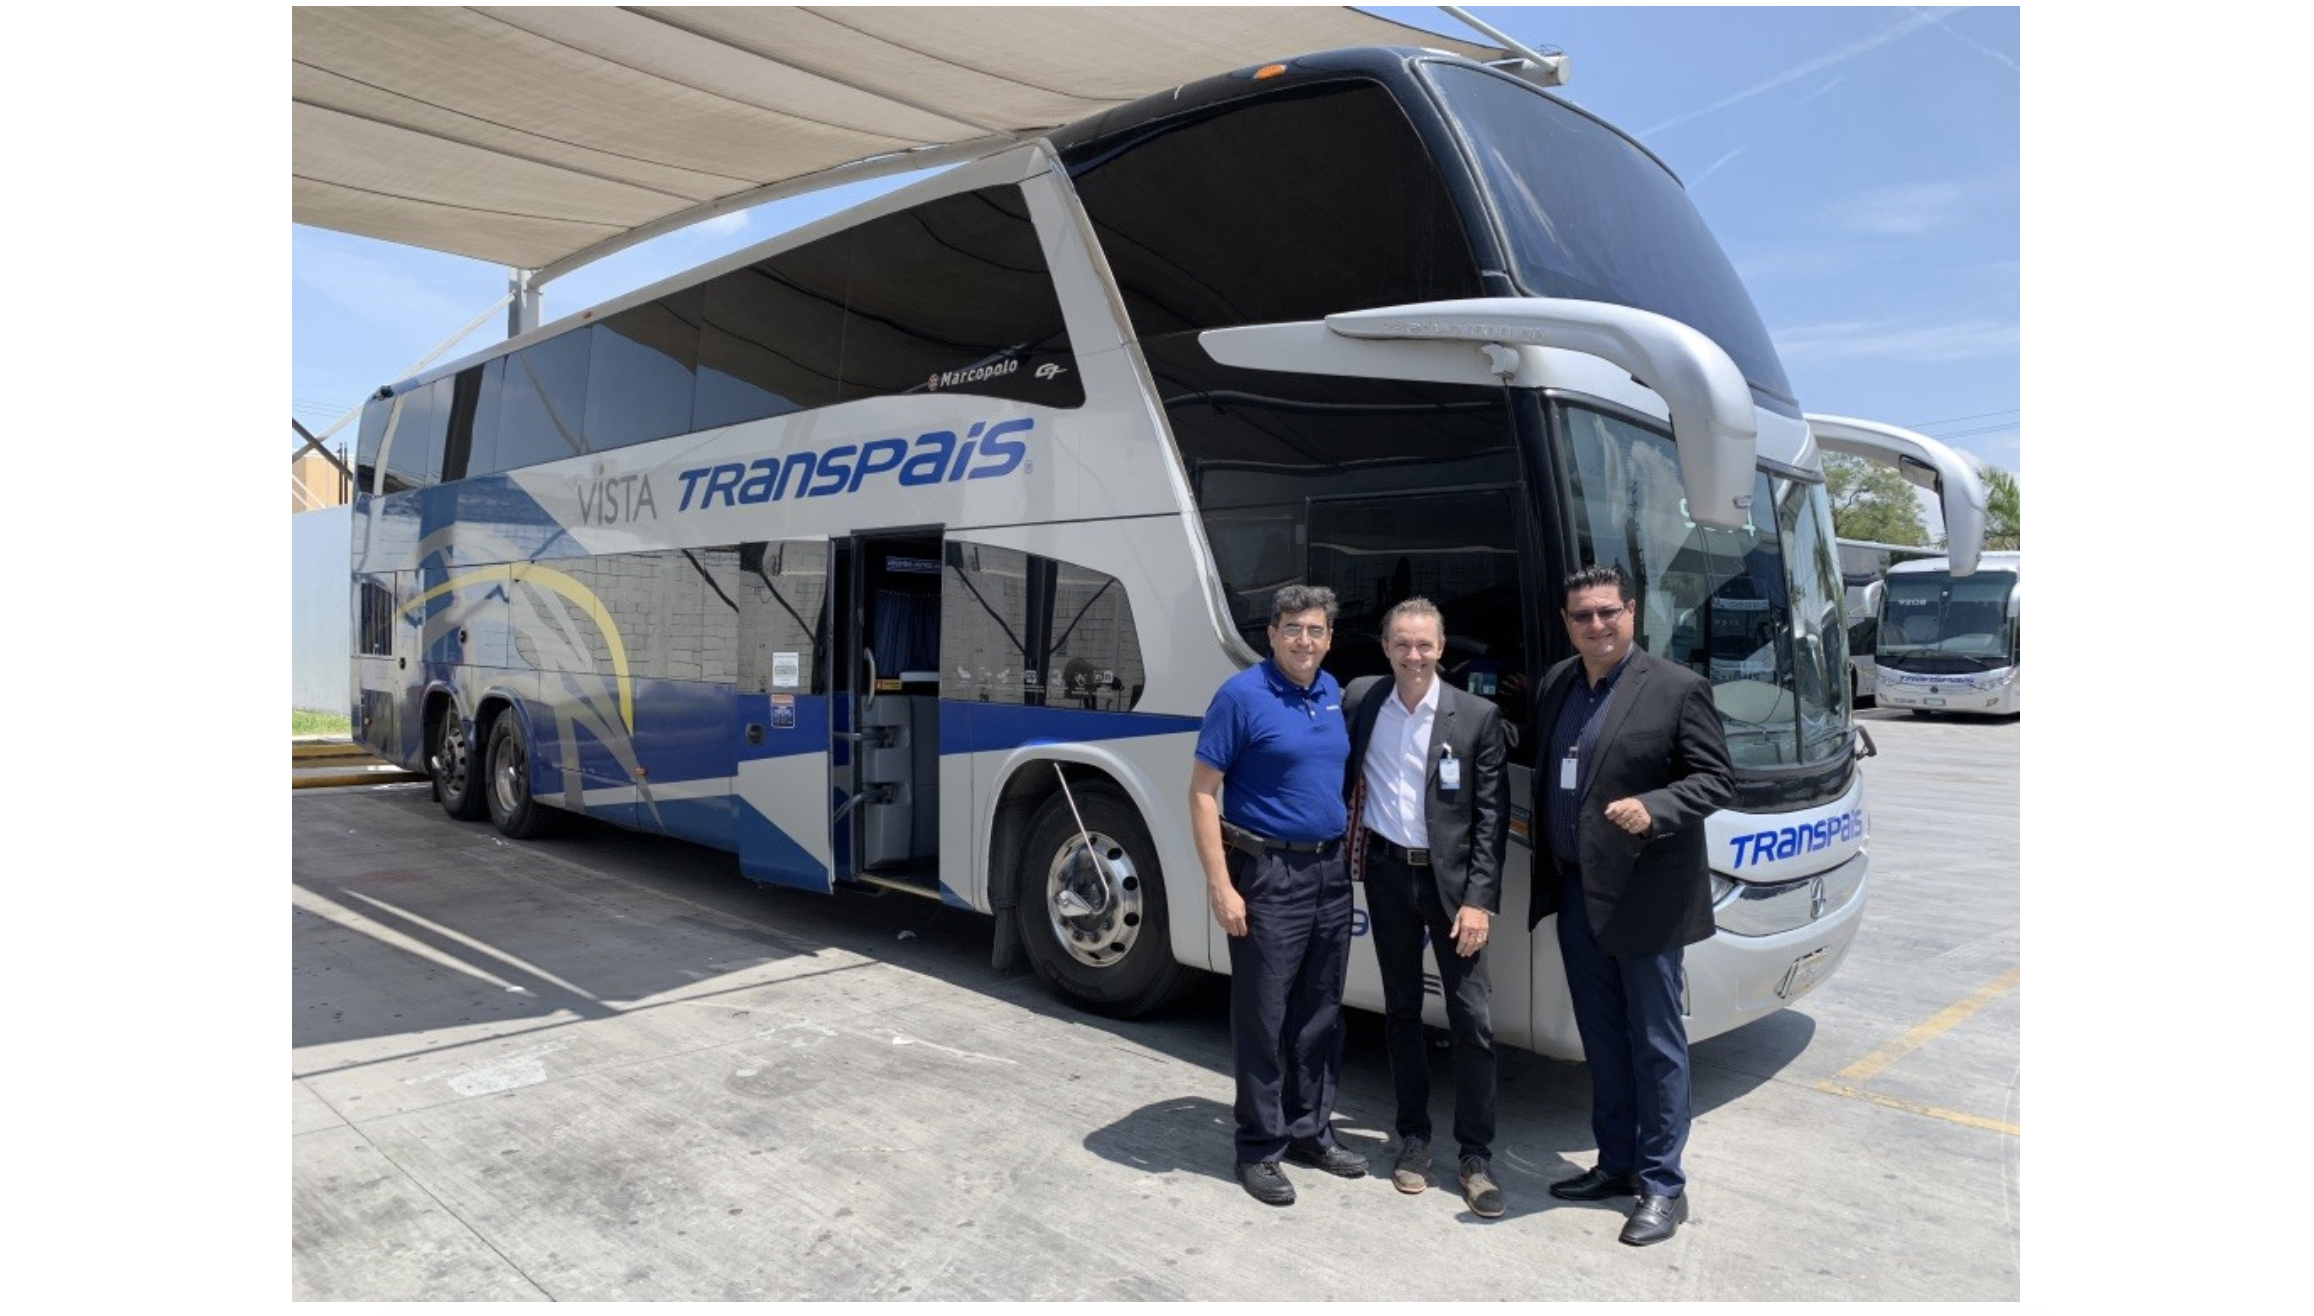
[292,7,1499,283]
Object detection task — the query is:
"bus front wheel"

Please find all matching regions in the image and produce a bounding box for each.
[484,712,560,840]
[1016,783,1196,1018]
[433,710,488,821]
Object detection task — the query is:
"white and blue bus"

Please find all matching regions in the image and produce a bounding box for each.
[1876,552,2022,716]
[350,46,1983,1057]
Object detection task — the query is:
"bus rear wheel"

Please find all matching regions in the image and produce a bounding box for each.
[433,710,487,821]
[1016,783,1196,1018]
[484,712,560,839]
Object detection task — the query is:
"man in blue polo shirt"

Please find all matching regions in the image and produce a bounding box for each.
[1189,584,1366,1206]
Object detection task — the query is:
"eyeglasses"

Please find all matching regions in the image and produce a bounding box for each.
[1275,624,1330,640]
[1565,606,1627,625]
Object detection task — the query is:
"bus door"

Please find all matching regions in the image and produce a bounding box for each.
[831,531,945,890]
[734,539,837,892]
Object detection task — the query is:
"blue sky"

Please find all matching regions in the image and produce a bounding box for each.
[291,6,2022,492]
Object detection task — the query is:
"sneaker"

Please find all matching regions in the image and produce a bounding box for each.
[1284,1140,1369,1179]
[1391,1135,1432,1194]
[1459,1156,1505,1219]
[1236,1159,1295,1206]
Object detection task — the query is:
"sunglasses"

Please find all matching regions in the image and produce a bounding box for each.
[1565,606,1627,624]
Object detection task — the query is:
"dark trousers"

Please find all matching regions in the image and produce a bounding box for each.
[1224,844,1353,1163]
[1555,868,1693,1197]
[1363,837,1496,1161]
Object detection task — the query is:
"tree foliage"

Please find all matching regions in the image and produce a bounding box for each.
[1822,453,1929,545]
[1981,464,2020,549]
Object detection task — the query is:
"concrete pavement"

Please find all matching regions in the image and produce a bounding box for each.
[291,708,2020,1300]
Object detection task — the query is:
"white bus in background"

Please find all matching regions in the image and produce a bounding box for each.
[1833,538,1941,706]
[349,45,1989,1060]
[1807,417,1993,712]
[1876,552,2022,716]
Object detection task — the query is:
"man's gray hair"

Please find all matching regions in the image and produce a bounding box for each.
[1270,584,1340,623]
[1381,595,1444,635]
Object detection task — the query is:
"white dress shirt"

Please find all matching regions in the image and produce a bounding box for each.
[1361,677,1438,849]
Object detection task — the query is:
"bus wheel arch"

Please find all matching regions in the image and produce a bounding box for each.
[1003,765,1196,1018]
[483,701,561,840]
[426,691,488,821]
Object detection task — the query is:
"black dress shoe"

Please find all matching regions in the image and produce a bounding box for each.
[1620,1192,1688,1246]
[1236,1160,1295,1206]
[1549,1166,1640,1201]
[1285,1141,1369,1178]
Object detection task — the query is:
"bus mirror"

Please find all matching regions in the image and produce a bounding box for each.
[1805,414,1989,574]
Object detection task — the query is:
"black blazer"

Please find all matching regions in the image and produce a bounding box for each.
[1343,676,1510,915]
[1527,648,1735,955]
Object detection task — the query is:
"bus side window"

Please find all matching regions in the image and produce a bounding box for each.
[586,287,703,452]
[697,250,846,430]
[837,185,1082,408]
[494,329,593,471]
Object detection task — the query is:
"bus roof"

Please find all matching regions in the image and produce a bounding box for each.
[1889,551,2020,575]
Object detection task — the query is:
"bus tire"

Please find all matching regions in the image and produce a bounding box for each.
[432,709,488,821]
[484,711,560,840]
[1016,784,1196,1018]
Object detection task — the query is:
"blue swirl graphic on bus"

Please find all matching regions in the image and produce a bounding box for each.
[674,418,1033,511]
[1725,808,1865,870]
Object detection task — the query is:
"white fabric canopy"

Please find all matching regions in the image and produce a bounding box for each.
[293,6,1498,278]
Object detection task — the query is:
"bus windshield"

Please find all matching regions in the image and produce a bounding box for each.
[1881,571,2017,665]
[1559,406,1850,770]
[1422,60,1794,404]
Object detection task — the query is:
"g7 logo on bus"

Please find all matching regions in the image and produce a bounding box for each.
[674,418,1033,511]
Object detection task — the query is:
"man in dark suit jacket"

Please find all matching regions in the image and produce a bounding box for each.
[1343,597,1510,1218]
[1532,564,1734,1247]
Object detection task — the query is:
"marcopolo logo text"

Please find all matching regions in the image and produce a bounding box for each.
[674,419,1033,512]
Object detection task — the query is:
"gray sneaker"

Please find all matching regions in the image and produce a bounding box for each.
[1392,1135,1432,1193]
[1459,1155,1505,1219]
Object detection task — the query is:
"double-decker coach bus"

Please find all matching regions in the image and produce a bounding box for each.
[350,46,1984,1056]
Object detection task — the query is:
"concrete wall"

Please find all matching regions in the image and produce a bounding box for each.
[293,506,352,713]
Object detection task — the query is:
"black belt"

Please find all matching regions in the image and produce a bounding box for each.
[1222,821,1341,858]
[1364,832,1431,867]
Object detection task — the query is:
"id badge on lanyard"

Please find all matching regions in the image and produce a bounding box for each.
[1559,745,1580,793]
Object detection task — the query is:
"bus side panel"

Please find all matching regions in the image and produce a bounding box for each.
[628,674,735,846]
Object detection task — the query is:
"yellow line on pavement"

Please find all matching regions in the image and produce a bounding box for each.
[1815,1082,2020,1137]
[1836,967,2019,1083]
[1809,966,2022,1135]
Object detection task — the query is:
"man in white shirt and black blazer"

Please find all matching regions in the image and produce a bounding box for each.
[1342,597,1510,1219]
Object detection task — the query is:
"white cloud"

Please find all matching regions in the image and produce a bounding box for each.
[1777,317,2020,364]
[696,211,750,237]
[1834,182,1969,236]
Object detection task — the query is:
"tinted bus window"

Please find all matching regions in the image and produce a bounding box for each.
[696,251,848,431]
[586,286,703,451]
[441,364,487,483]
[1424,63,1794,404]
[493,328,593,472]
[463,358,506,479]
[1306,487,1530,735]
[839,186,1082,408]
[379,380,440,493]
[1143,336,1511,644]
[354,398,390,494]
[944,543,1143,710]
[1069,82,1479,337]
